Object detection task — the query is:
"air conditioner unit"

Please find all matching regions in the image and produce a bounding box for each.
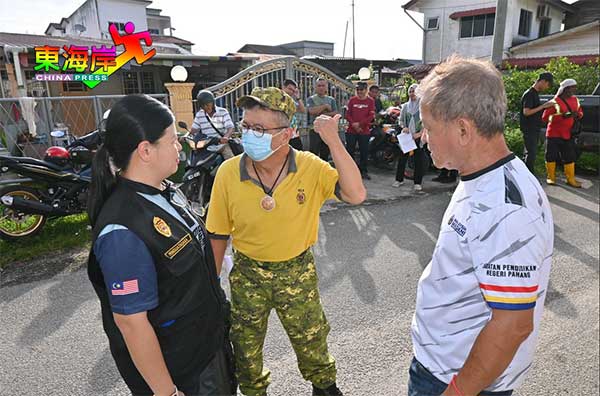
[536,4,551,19]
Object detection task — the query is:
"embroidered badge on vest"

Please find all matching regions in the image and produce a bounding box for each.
[296,189,306,205]
[153,216,172,238]
[165,234,192,259]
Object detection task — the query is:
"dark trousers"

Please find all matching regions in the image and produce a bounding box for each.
[132,347,235,396]
[345,133,370,173]
[521,128,540,173]
[309,129,330,161]
[369,126,385,157]
[397,146,425,184]
[408,357,513,396]
[546,137,576,163]
[438,168,458,179]
[289,136,303,151]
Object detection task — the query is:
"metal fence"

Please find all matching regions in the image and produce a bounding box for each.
[0,94,168,158]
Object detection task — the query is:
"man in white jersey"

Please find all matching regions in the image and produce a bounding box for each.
[409,56,554,396]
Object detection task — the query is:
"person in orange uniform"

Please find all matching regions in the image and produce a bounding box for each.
[542,78,583,188]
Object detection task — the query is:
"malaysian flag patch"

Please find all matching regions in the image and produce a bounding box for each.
[111,279,139,296]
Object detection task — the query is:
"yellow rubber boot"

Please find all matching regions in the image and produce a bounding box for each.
[564,162,581,188]
[545,162,556,185]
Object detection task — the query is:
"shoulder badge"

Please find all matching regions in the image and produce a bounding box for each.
[153,216,172,238]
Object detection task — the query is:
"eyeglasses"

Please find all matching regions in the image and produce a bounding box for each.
[237,122,289,138]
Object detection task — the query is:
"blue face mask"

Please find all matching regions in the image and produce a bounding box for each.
[241,130,284,162]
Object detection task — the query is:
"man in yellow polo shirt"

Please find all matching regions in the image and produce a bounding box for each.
[207,87,366,396]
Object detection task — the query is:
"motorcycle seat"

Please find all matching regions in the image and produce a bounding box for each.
[1,155,70,172]
[191,152,219,168]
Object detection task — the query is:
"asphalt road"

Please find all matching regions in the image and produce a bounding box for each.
[1,178,598,396]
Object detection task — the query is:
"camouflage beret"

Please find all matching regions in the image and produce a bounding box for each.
[236,87,297,121]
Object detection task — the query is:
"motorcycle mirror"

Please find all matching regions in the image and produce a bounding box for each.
[178,121,189,130]
[50,130,65,138]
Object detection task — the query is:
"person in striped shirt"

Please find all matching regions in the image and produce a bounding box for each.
[191,90,236,160]
[409,56,554,396]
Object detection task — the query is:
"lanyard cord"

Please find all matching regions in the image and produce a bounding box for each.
[252,155,289,197]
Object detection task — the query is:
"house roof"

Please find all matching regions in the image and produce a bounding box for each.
[153,35,194,46]
[237,44,295,56]
[44,23,65,35]
[510,19,600,51]
[281,40,334,47]
[394,63,436,80]
[404,0,575,13]
[449,7,496,20]
[504,54,598,68]
[402,0,419,10]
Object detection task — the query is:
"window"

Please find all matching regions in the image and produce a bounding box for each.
[518,9,532,37]
[122,71,140,94]
[459,13,495,38]
[142,71,155,93]
[62,81,87,92]
[148,28,160,35]
[539,18,551,37]
[426,17,439,30]
[108,21,126,32]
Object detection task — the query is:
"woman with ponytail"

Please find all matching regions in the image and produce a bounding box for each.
[87,94,235,396]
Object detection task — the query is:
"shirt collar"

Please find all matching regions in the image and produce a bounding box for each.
[239,148,297,182]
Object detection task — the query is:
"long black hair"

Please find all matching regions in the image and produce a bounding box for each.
[88,94,174,226]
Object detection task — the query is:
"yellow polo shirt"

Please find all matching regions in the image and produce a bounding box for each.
[206,149,339,262]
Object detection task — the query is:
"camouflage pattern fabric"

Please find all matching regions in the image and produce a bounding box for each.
[236,86,297,121]
[230,249,337,396]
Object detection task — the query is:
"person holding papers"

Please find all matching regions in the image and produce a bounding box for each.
[393,84,426,191]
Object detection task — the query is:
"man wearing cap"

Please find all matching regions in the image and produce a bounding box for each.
[542,78,584,187]
[206,86,366,396]
[520,72,554,174]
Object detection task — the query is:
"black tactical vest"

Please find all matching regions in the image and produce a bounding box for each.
[88,178,225,394]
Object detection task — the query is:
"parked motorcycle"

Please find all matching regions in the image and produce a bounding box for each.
[369,107,402,168]
[0,115,107,240]
[176,121,240,218]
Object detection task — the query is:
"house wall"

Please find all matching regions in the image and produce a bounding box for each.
[63,0,102,39]
[147,15,171,34]
[282,42,334,57]
[414,0,566,63]
[509,0,565,47]
[510,23,600,58]
[97,0,148,40]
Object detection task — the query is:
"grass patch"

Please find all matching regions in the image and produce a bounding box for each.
[504,127,600,176]
[0,213,90,268]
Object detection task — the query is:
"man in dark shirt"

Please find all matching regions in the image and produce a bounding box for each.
[368,85,384,113]
[520,72,554,174]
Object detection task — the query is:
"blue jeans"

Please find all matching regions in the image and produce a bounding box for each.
[408,357,513,396]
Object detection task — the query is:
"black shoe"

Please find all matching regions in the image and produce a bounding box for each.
[361,172,371,180]
[439,177,457,184]
[313,383,344,396]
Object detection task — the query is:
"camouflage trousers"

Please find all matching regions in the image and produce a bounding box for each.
[230,249,337,396]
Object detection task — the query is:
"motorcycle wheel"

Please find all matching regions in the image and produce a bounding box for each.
[0,186,47,240]
[183,174,209,219]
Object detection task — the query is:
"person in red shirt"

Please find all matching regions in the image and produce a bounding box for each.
[542,79,584,188]
[345,82,375,179]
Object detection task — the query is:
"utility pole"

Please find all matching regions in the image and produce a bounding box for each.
[491,0,509,66]
[352,0,356,59]
[343,20,349,58]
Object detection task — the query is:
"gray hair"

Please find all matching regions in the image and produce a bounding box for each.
[417,55,506,137]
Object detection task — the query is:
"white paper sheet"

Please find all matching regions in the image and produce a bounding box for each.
[397,132,417,153]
